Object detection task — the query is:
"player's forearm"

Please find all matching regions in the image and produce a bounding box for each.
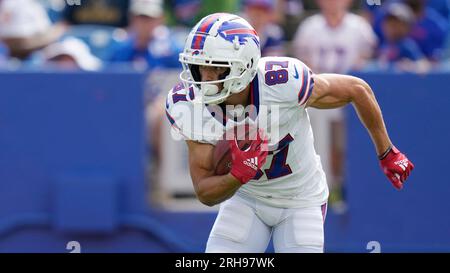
[351,80,392,156]
[194,173,242,206]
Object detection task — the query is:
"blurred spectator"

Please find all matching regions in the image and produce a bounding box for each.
[427,0,450,21]
[40,37,102,71]
[165,0,240,55]
[367,0,448,61]
[377,2,430,72]
[364,0,400,45]
[168,0,202,27]
[292,0,377,73]
[37,0,67,23]
[165,0,239,28]
[0,0,64,60]
[406,0,448,61]
[162,0,202,57]
[361,0,391,24]
[61,0,130,27]
[242,0,286,56]
[280,0,305,41]
[109,0,181,70]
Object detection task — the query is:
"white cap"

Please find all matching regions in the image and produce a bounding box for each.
[0,0,51,38]
[44,37,102,71]
[385,3,415,24]
[130,0,163,18]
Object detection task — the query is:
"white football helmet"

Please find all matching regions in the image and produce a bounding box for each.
[179,13,261,104]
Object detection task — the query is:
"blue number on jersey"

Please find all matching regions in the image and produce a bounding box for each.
[253,134,294,180]
[171,84,195,104]
[264,61,289,86]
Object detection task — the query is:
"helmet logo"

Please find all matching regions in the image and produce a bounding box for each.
[190,13,225,50]
[218,21,260,48]
[192,50,200,56]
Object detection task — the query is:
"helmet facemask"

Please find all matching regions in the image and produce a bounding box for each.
[180,57,252,104]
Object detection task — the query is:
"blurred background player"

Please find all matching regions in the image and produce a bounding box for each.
[293,0,376,73]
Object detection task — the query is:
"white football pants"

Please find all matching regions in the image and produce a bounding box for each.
[205,193,327,253]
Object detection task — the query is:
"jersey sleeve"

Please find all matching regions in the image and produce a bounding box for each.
[165,83,193,141]
[258,57,315,109]
[165,83,221,144]
[292,58,315,107]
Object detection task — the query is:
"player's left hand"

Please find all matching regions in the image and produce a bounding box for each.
[379,146,414,190]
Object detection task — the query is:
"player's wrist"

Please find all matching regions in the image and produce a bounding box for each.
[227,170,245,185]
[379,145,401,161]
[229,168,250,185]
[378,145,393,160]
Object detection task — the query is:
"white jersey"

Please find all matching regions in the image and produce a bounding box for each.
[293,13,377,74]
[165,56,329,208]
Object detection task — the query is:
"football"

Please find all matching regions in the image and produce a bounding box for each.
[213,139,233,175]
[213,138,254,175]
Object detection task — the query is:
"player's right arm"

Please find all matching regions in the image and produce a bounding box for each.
[186,140,242,207]
[165,84,242,206]
[166,83,267,206]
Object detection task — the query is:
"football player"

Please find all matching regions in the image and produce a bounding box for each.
[165,13,414,253]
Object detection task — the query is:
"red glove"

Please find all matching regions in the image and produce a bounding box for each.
[229,128,268,184]
[379,145,415,190]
